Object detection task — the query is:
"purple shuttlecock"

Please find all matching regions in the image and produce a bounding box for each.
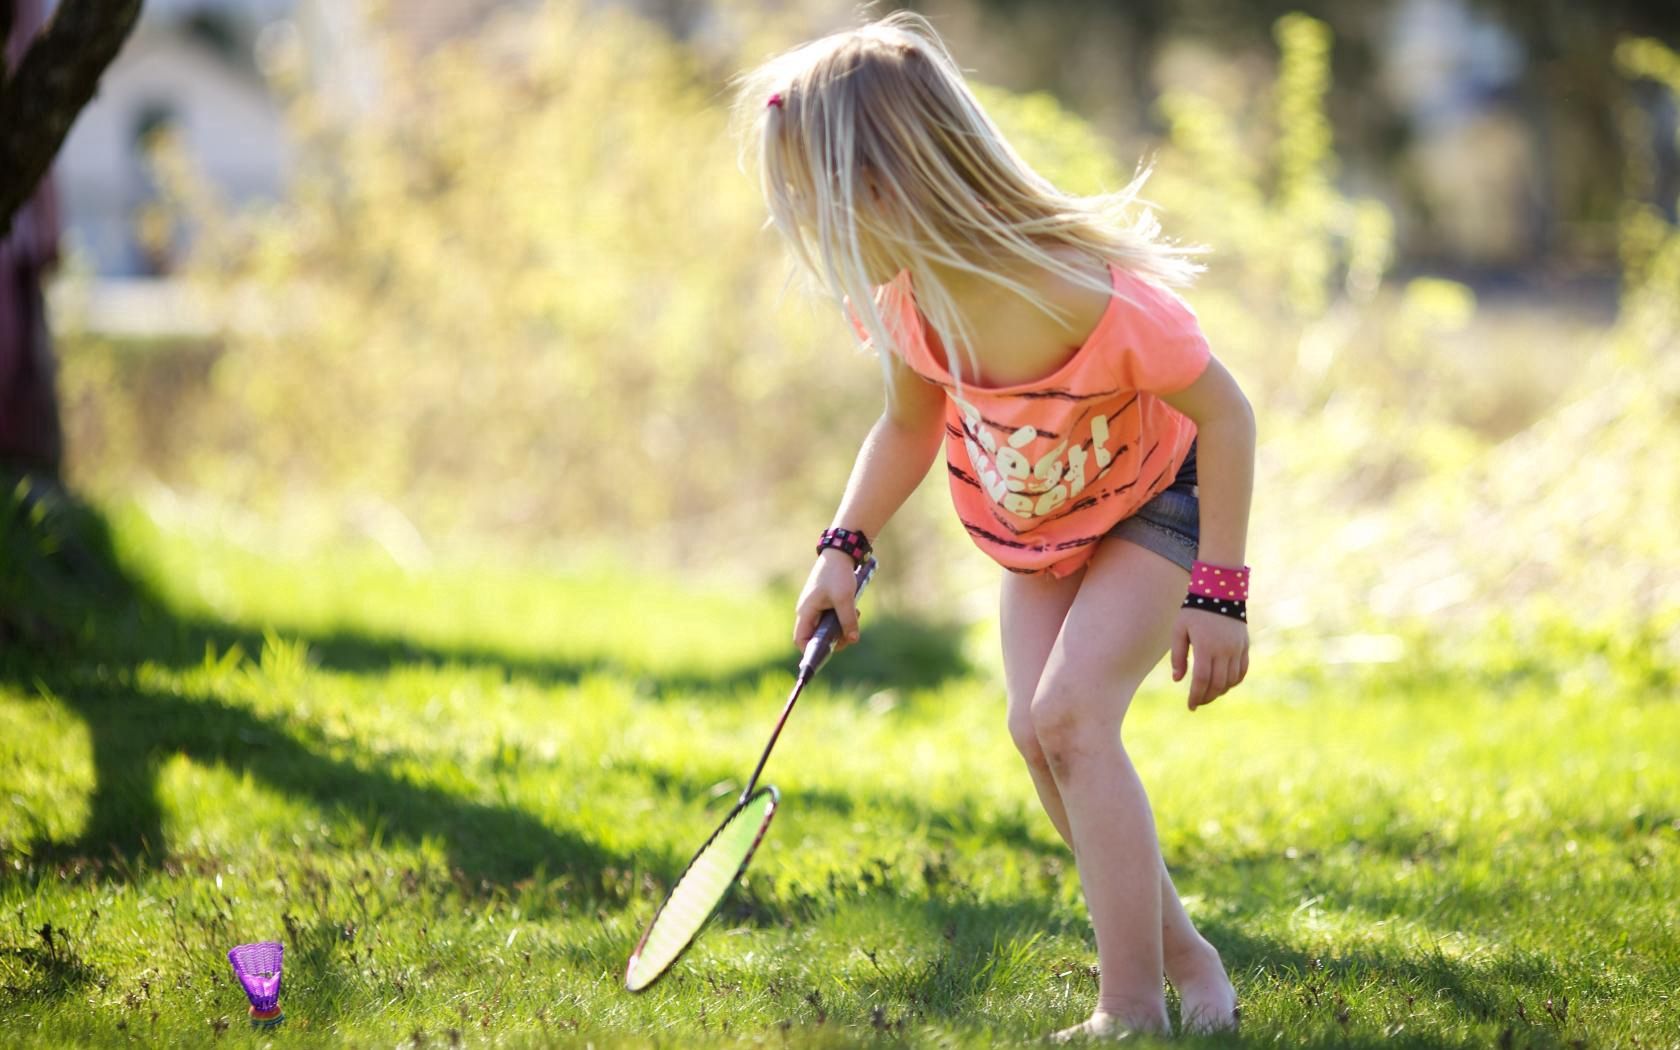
[227,941,284,1027]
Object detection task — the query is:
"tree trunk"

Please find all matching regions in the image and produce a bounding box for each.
[0,0,143,236]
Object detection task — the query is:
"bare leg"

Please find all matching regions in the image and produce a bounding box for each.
[1160,864,1238,1032]
[999,566,1084,843]
[1030,539,1192,1037]
[1000,561,1236,1034]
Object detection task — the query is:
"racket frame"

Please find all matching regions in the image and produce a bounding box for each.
[623,784,779,992]
[622,555,876,993]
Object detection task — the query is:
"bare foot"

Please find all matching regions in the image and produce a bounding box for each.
[1166,939,1239,1033]
[1048,1011,1132,1043]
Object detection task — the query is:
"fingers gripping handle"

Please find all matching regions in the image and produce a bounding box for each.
[798,557,877,682]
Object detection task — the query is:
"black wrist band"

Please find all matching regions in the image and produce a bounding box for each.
[818,527,873,563]
[1183,594,1247,622]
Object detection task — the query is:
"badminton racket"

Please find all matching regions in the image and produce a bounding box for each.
[623,555,877,992]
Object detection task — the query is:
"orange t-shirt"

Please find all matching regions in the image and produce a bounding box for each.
[870,261,1211,578]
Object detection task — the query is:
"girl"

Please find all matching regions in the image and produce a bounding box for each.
[736,13,1254,1041]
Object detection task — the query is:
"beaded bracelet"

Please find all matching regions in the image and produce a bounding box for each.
[817,527,873,564]
[1184,560,1250,623]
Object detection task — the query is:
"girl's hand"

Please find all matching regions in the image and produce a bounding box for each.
[794,551,863,651]
[1171,607,1248,710]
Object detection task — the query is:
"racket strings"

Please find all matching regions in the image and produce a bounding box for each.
[624,788,778,991]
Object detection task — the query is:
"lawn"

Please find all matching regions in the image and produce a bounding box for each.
[2,500,1676,1048]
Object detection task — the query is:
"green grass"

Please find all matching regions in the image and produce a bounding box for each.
[2,499,1676,1048]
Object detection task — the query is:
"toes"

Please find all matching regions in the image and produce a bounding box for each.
[1181,1003,1240,1034]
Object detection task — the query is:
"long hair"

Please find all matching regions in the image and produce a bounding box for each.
[732,11,1200,392]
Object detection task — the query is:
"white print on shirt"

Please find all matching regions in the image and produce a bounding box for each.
[954,396,1122,521]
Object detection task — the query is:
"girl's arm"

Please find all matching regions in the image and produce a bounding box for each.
[1161,356,1257,709]
[1161,356,1255,567]
[793,350,947,649]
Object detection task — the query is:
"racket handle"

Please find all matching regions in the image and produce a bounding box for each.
[798,556,877,681]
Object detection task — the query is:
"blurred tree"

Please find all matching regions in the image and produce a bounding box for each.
[0,0,140,479]
[939,0,1680,268]
[0,0,141,233]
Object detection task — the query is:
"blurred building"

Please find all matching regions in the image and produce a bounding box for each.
[52,0,532,283]
[1380,0,1535,267]
[56,0,297,277]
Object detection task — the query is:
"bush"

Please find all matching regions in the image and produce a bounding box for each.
[54,7,1680,646]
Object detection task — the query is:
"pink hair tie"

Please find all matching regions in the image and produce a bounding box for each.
[1188,560,1250,602]
[767,93,785,109]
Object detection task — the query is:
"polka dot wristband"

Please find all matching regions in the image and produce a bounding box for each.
[1182,594,1247,622]
[1188,560,1250,602]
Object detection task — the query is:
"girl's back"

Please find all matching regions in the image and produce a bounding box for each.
[924,246,1112,389]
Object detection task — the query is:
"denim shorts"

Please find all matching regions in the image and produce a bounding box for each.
[1105,438,1199,572]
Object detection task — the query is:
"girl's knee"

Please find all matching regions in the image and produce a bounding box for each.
[1029,693,1085,774]
[1008,708,1049,771]
[1030,680,1135,774]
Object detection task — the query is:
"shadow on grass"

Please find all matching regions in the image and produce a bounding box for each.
[619,758,1067,862]
[694,888,1516,1048]
[1,481,660,900]
[13,672,646,900]
[3,483,1594,1044]
[818,897,1542,1048]
[139,605,969,699]
[0,925,101,1004]
[1199,916,1512,1021]
[0,481,967,901]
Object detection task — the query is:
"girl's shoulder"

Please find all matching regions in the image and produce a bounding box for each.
[844,272,921,353]
[1104,263,1205,342]
[1108,261,1196,309]
[993,248,1195,342]
[1099,263,1211,395]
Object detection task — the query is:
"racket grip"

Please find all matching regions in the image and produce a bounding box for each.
[799,556,877,680]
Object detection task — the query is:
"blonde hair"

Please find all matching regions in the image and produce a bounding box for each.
[733,11,1200,391]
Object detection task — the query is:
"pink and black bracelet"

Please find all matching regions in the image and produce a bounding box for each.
[817,527,873,564]
[1183,560,1249,623]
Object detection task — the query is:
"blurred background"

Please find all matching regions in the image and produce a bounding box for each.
[11,0,1680,664]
